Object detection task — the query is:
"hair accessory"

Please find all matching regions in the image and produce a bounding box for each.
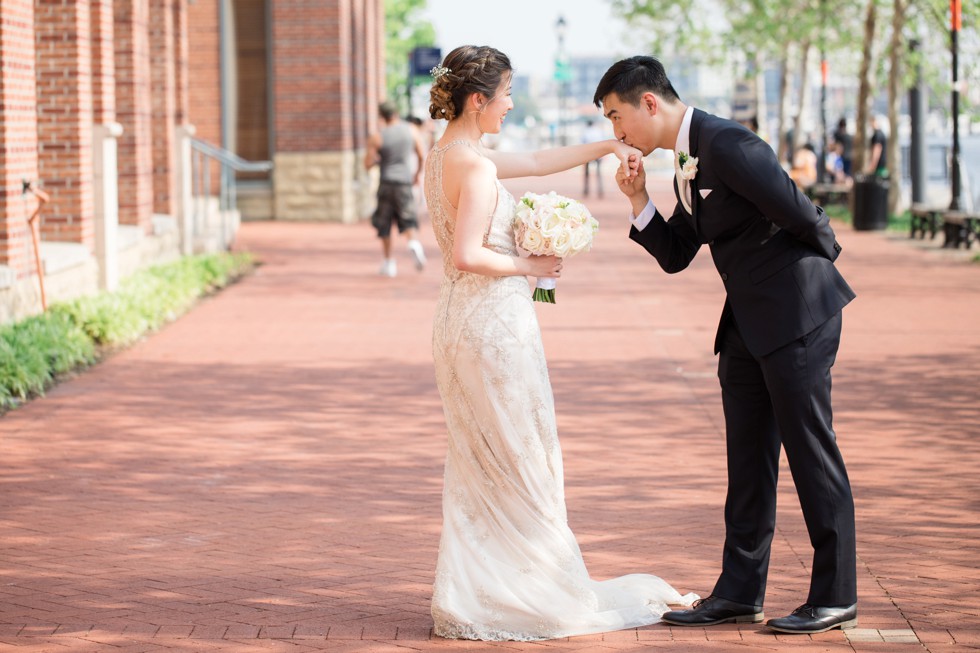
[430,65,451,80]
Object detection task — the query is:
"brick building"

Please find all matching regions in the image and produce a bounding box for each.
[0,0,385,324]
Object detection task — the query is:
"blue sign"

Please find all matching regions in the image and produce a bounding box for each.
[411,47,442,78]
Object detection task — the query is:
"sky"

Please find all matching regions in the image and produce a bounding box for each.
[419,0,640,80]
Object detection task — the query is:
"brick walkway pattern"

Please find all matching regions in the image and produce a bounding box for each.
[1,167,978,652]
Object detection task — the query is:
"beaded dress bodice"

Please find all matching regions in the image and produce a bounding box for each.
[425,139,520,276]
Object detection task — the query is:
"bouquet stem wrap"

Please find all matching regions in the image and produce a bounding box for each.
[532,277,557,303]
[513,191,598,304]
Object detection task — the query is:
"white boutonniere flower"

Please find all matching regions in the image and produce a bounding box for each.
[677,151,699,181]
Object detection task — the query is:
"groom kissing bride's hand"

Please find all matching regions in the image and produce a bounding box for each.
[596,55,858,635]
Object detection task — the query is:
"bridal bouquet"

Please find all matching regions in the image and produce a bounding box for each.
[513,191,599,303]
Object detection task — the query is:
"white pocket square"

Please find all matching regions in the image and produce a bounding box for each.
[699,188,713,199]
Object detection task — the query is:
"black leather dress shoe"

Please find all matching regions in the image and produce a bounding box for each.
[661,595,764,626]
[766,603,857,634]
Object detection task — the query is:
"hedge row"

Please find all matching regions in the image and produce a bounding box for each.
[0,252,254,411]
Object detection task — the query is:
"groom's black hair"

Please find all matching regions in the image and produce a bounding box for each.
[593,56,681,108]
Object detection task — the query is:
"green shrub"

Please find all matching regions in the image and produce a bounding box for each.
[0,251,254,411]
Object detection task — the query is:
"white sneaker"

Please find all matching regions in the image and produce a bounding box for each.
[407,240,426,271]
[379,259,397,277]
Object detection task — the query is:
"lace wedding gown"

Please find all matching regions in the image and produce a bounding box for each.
[424,140,696,641]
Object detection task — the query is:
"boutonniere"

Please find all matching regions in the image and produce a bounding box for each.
[677,151,699,181]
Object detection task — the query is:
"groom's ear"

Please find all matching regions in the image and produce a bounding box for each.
[642,92,659,116]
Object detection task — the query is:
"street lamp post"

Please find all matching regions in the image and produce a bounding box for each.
[818,0,829,183]
[949,0,962,210]
[909,38,927,206]
[555,15,568,146]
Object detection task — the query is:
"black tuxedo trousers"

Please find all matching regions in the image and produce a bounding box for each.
[713,312,856,607]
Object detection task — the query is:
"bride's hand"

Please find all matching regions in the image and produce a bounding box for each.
[521,254,563,278]
[610,140,643,181]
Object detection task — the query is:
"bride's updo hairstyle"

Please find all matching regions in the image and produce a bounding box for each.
[429,45,512,121]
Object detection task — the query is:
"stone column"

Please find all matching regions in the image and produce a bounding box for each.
[93,122,122,290]
[352,0,374,221]
[175,124,196,255]
[172,0,194,254]
[91,0,120,290]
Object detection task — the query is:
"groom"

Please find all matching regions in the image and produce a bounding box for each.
[594,56,858,634]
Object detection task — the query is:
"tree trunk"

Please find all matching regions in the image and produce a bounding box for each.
[752,52,769,143]
[793,40,813,154]
[853,0,878,175]
[886,0,906,214]
[777,50,792,165]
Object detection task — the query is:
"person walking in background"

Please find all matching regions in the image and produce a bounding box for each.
[832,118,853,181]
[867,115,888,177]
[581,119,605,198]
[789,142,818,189]
[365,101,427,277]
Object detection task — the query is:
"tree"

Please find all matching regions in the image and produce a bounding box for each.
[852,0,878,175]
[885,0,906,213]
[384,0,435,113]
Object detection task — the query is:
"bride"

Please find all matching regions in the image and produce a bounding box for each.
[424,45,696,641]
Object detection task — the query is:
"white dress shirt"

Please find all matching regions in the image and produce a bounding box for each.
[630,105,695,231]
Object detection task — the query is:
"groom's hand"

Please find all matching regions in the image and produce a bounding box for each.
[617,157,650,216]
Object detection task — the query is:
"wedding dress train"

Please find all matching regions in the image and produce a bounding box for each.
[425,140,695,641]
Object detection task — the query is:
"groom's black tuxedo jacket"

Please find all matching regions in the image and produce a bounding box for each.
[630,109,856,357]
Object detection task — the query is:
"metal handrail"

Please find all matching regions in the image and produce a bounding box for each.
[190,138,273,173]
[189,138,272,249]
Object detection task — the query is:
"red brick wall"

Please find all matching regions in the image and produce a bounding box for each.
[366,0,381,136]
[350,0,366,150]
[0,0,39,273]
[271,0,353,152]
[173,0,189,125]
[187,0,221,149]
[91,0,116,124]
[35,0,95,247]
[150,0,177,217]
[115,0,154,231]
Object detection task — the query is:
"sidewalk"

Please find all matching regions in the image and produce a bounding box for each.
[1,166,978,652]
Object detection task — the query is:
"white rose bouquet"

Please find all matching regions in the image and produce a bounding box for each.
[513,191,599,303]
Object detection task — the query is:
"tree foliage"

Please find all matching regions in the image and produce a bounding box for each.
[607,0,979,186]
[384,0,436,111]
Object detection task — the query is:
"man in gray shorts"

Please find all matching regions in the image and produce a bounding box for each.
[365,101,427,277]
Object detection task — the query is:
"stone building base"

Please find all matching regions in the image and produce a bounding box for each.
[274,149,372,223]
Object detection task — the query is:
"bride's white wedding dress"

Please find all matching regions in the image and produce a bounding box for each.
[424,140,695,641]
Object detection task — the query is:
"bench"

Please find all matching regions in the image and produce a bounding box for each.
[910,204,943,240]
[942,210,980,249]
[806,182,850,207]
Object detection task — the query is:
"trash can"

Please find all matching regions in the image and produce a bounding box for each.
[852,174,890,231]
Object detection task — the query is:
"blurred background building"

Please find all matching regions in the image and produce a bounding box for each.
[0,0,385,323]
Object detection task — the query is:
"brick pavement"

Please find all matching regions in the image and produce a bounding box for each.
[1,166,978,652]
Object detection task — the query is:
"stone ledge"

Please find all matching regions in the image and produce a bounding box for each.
[118,224,142,252]
[0,265,15,290]
[39,241,91,276]
[152,214,177,236]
